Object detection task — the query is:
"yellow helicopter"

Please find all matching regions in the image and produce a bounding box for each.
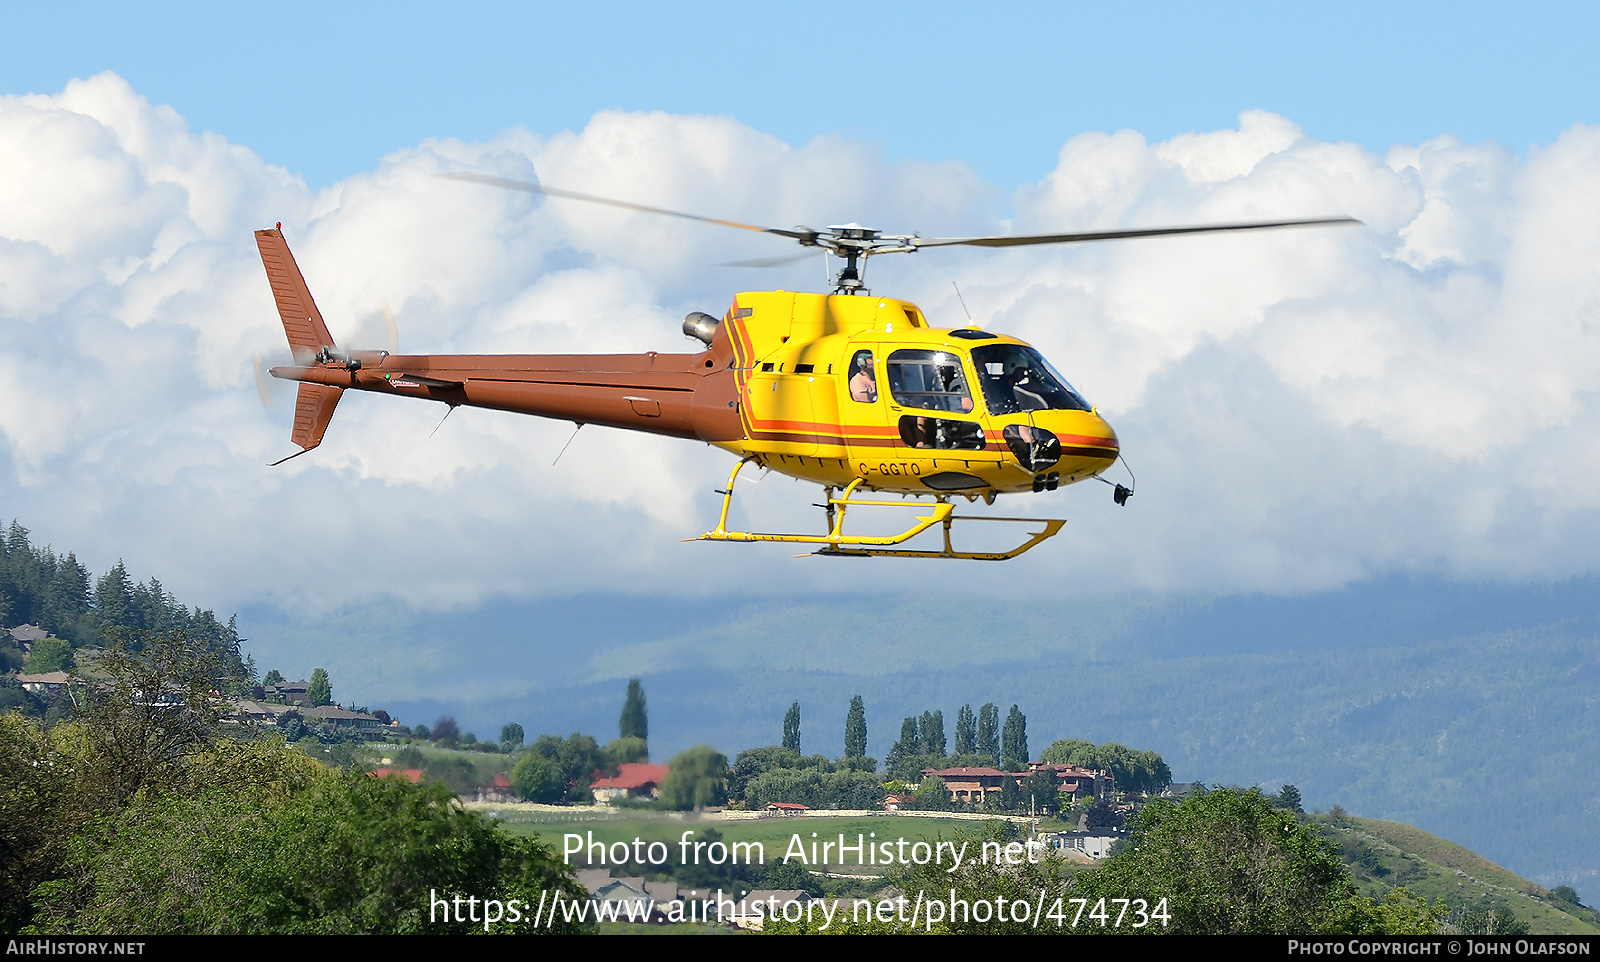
[258,173,1356,559]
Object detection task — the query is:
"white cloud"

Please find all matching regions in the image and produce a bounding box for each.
[3,72,1599,609]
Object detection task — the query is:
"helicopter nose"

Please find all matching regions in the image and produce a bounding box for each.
[1021,410,1119,475]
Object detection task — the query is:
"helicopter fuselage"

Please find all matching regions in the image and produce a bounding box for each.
[271,287,1118,498]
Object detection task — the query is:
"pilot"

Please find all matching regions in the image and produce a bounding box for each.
[1005,357,1048,411]
[849,353,877,402]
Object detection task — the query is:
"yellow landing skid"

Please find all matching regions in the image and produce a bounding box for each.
[688,459,1066,560]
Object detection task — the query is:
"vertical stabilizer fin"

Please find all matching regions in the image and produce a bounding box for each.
[255,227,336,364]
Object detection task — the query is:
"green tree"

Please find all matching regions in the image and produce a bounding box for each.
[604,736,648,765]
[306,668,332,708]
[528,733,608,804]
[30,744,590,934]
[729,745,800,801]
[1001,705,1028,771]
[919,709,946,756]
[510,753,563,803]
[1073,789,1440,934]
[431,716,460,743]
[262,669,285,687]
[23,636,75,673]
[92,562,136,639]
[0,712,71,931]
[660,745,729,811]
[1045,740,1171,795]
[844,694,867,758]
[743,767,885,810]
[1020,769,1059,815]
[885,716,919,776]
[618,678,647,744]
[1084,799,1122,829]
[976,703,1000,761]
[500,722,525,748]
[782,700,801,753]
[1040,738,1094,765]
[1275,783,1304,813]
[77,630,237,808]
[913,775,952,811]
[954,704,976,755]
[995,773,1020,812]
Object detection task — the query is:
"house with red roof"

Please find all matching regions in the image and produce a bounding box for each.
[591,763,670,803]
[921,766,1015,805]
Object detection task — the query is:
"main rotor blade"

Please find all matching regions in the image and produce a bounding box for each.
[912,216,1362,249]
[718,252,817,268]
[438,172,813,240]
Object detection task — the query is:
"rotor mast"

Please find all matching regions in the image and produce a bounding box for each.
[802,224,927,295]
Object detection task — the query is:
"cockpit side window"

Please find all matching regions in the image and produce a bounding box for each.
[886,349,975,413]
[971,344,1091,414]
[848,350,877,403]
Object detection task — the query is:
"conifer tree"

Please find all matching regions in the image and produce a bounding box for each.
[782,701,801,752]
[977,703,1001,761]
[844,695,867,758]
[954,704,976,755]
[1001,705,1028,771]
[306,668,332,708]
[919,709,946,756]
[619,678,648,744]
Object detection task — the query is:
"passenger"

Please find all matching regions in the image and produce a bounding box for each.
[849,353,877,402]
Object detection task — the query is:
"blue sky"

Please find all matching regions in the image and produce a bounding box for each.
[5,1,1596,192]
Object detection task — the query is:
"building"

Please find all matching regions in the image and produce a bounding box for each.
[7,624,51,650]
[921,762,1115,807]
[225,699,296,725]
[264,680,311,705]
[921,766,1015,805]
[1025,763,1115,802]
[1040,829,1126,859]
[17,670,71,694]
[474,774,515,804]
[591,763,671,803]
[302,705,384,731]
[576,871,682,924]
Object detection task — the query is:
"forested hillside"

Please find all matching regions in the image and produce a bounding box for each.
[1,521,243,667]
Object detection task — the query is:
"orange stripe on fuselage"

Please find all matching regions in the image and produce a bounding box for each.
[1054,432,1119,449]
[727,300,757,438]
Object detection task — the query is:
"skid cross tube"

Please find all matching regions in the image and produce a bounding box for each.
[689,458,1067,559]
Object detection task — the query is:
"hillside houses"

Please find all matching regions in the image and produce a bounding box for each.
[920,762,1113,807]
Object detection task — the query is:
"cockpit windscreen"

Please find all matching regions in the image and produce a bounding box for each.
[971,344,1091,414]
